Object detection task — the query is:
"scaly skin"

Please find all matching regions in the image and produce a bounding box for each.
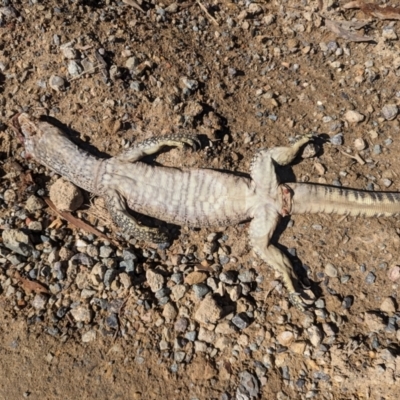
[11,113,400,311]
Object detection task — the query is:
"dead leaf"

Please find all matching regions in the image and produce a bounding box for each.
[48,218,64,230]
[44,197,117,245]
[343,1,400,20]
[14,271,49,294]
[325,19,374,42]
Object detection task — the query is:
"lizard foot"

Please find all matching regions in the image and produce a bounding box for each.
[136,226,169,244]
[174,135,201,151]
[289,292,307,312]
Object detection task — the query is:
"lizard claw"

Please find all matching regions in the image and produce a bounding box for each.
[289,292,307,312]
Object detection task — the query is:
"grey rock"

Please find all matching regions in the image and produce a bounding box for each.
[219,270,236,284]
[99,245,113,258]
[81,288,96,299]
[342,296,353,309]
[67,60,82,76]
[238,270,255,283]
[171,272,183,284]
[2,229,32,256]
[104,269,117,287]
[340,274,351,283]
[365,272,376,284]
[381,104,398,121]
[25,195,45,212]
[330,133,343,145]
[193,283,210,298]
[185,331,197,341]
[70,305,93,323]
[174,351,186,363]
[314,298,325,309]
[237,371,260,399]
[130,81,143,92]
[231,313,250,330]
[49,75,66,92]
[32,293,48,310]
[373,144,382,155]
[324,263,337,278]
[123,249,137,260]
[7,254,24,265]
[81,59,94,72]
[120,259,135,273]
[106,313,119,329]
[53,262,66,280]
[155,287,170,299]
[181,76,198,90]
[69,253,93,267]
[174,317,188,332]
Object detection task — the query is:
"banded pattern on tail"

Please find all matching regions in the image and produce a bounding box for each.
[288,183,400,218]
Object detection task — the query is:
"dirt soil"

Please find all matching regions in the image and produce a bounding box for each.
[1,0,400,399]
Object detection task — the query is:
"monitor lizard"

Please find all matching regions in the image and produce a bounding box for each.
[11,113,400,311]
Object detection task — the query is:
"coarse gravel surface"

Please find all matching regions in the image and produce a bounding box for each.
[1,0,400,399]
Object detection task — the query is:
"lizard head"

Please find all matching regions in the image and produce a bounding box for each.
[10,113,55,159]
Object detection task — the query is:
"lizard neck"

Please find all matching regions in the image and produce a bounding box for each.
[36,132,104,194]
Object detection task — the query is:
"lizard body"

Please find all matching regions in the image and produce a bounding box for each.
[12,113,400,310]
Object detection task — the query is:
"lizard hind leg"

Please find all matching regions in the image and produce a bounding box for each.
[267,134,313,166]
[105,190,169,243]
[250,134,313,197]
[116,134,201,162]
[249,206,306,311]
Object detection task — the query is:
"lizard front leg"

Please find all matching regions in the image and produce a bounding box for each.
[105,190,168,243]
[249,206,305,311]
[116,134,200,162]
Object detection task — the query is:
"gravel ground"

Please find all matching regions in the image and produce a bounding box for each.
[1,0,400,399]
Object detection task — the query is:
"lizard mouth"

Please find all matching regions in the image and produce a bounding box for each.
[10,113,26,143]
[9,113,41,158]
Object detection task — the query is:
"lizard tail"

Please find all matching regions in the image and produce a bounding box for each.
[286,182,400,218]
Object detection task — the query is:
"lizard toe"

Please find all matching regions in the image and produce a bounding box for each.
[289,292,307,312]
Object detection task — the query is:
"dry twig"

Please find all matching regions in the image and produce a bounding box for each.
[196,0,219,26]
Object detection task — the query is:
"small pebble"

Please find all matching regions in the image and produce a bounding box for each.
[354,138,366,151]
[344,110,364,124]
[340,275,351,284]
[373,145,382,155]
[324,263,338,278]
[365,272,376,284]
[330,133,343,145]
[380,297,396,315]
[381,104,398,121]
[193,283,210,298]
[342,296,353,309]
[231,313,250,330]
[49,75,66,92]
[67,60,82,76]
